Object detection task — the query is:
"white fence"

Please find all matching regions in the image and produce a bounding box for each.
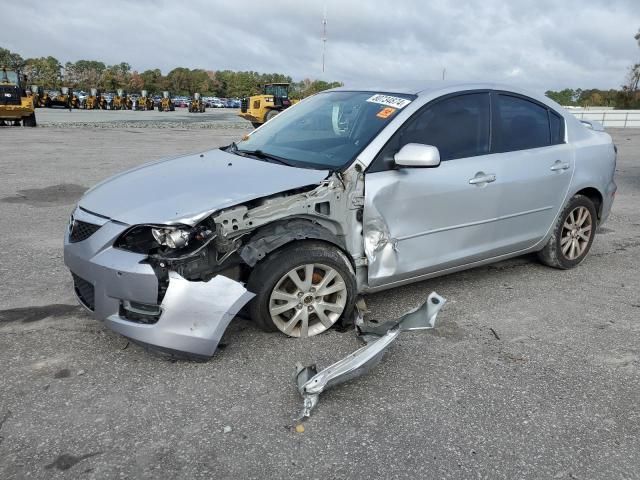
[568,109,640,128]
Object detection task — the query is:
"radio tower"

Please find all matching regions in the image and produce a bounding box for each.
[321,6,327,73]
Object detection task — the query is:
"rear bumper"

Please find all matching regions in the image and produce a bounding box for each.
[63,207,254,357]
[600,179,617,225]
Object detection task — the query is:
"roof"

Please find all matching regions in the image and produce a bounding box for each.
[329,81,557,109]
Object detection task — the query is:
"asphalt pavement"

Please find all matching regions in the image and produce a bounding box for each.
[0,121,638,479]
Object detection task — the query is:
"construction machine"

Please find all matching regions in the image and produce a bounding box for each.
[238,82,293,128]
[188,92,205,113]
[111,89,132,110]
[31,85,51,108]
[0,66,36,126]
[83,88,104,109]
[134,90,154,111]
[158,91,175,112]
[49,87,74,109]
[30,85,50,108]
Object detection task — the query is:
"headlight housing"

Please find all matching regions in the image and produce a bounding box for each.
[115,224,213,255]
[151,227,191,249]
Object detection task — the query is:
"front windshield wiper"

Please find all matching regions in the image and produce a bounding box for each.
[234,149,293,166]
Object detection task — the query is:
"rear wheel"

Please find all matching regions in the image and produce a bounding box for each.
[247,241,356,337]
[538,194,597,269]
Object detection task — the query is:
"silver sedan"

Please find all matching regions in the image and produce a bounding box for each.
[63,82,617,359]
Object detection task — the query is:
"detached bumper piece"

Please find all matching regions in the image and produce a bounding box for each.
[294,292,446,421]
[106,272,254,358]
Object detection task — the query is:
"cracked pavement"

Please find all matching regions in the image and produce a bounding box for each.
[0,125,639,479]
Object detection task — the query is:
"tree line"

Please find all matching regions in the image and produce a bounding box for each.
[547,29,640,109]
[0,46,342,99]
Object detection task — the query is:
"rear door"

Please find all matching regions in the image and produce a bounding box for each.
[488,93,574,251]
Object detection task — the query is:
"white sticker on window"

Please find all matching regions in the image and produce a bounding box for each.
[366,94,411,109]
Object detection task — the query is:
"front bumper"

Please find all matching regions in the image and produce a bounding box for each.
[63,207,253,357]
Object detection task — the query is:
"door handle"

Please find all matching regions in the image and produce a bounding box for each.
[469,173,496,185]
[550,161,570,171]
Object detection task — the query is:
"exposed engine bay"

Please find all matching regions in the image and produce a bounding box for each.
[113,166,369,307]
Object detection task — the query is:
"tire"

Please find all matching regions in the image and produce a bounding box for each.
[537,194,598,269]
[23,113,37,127]
[251,122,262,129]
[247,241,357,337]
[265,109,279,122]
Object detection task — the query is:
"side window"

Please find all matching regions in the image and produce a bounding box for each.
[549,111,565,145]
[370,92,490,171]
[494,95,551,152]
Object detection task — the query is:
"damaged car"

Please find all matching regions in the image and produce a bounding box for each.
[63,83,617,359]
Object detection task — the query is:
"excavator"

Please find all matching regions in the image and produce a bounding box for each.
[0,66,36,126]
[238,82,294,128]
[158,91,175,112]
[188,92,205,113]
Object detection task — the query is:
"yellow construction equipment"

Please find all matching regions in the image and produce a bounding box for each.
[29,85,49,108]
[0,66,36,126]
[239,83,294,128]
[83,88,103,109]
[134,90,154,111]
[111,89,132,110]
[50,87,74,109]
[188,92,205,113]
[158,91,175,112]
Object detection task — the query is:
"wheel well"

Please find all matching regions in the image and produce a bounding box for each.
[238,218,351,268]
[575,187,603,220]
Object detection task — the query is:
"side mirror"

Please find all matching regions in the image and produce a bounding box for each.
[394,143,441,168]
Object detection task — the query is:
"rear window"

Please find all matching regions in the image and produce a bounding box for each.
[494,94,551,152]
[549,111,564,145]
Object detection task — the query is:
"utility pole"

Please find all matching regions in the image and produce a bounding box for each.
[442,68,446,80]
[322,6,327,73]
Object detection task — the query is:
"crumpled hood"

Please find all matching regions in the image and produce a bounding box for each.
[79,148,330,226]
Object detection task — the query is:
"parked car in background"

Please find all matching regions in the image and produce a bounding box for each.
[63,82,616,358]
[172,97,189,108]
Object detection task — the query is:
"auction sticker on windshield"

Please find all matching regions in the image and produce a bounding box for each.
[366,94,411,109]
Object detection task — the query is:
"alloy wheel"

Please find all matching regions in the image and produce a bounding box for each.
[561,206,593,260]
[268,263,347,338]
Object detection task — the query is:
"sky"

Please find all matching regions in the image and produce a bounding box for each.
[2,0,639,94]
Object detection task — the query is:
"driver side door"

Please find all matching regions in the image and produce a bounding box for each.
[363,91,504,288]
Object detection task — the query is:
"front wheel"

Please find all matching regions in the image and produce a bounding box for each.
[538,194,597,269]
[247,241,356,338]
[264,109,279,122]
[23,113,37,127]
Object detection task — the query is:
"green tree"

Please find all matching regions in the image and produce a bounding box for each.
[140,69,163,93]
[545,89,576,106]
[0,46,24,70]
[23,56,62,88]
[67,60,106,90]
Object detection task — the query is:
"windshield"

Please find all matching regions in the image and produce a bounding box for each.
[264,84,288,98]
[1,70,19,85]
[236,90,415,170]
